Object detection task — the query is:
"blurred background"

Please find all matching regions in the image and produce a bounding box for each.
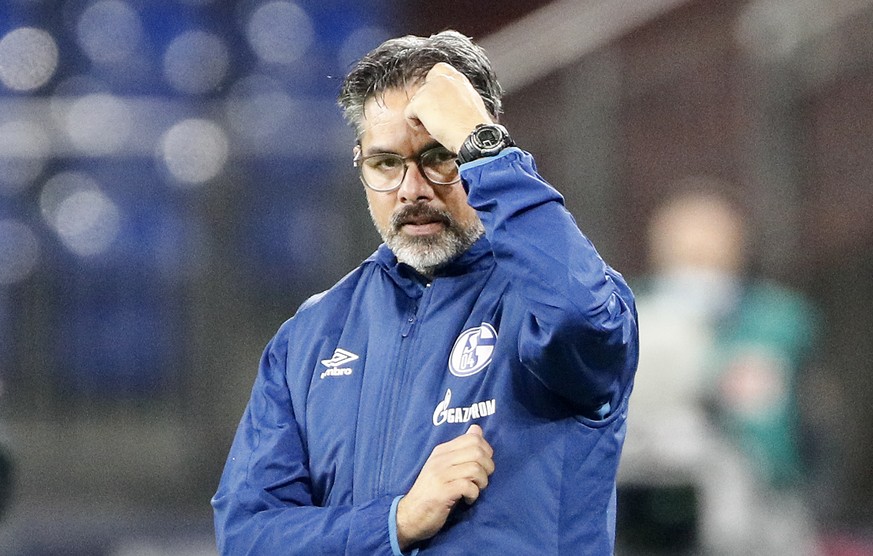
[0,0,871,554]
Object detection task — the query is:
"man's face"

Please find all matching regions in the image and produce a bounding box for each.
[358,86,483,274]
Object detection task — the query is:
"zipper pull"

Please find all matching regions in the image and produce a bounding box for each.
[401,308,417,337]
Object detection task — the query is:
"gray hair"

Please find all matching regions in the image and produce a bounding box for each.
[338,30,504,136]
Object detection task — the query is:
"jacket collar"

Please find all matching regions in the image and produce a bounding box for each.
[366,235,493,295]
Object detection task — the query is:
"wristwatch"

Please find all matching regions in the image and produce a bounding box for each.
[456,123,515,165]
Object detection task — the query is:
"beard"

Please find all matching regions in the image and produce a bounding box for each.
[371,202,484,276]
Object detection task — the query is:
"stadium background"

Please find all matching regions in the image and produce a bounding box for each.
[0,0,871,553]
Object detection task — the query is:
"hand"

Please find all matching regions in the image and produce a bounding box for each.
[403,62,494,153]
[395,424,495,550]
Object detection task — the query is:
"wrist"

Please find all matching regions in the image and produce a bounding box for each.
[394,496,417,551]
[445,120,489,154]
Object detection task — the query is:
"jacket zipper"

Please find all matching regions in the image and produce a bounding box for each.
[375,282,432,493]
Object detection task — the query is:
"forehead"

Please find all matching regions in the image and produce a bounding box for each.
[359,86,422,147]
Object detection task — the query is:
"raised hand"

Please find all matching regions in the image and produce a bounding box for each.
[403,62,494,154]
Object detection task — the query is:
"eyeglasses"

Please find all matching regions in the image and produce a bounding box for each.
[353,146,461,192]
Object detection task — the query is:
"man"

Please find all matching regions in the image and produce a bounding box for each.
[212,31,638,555]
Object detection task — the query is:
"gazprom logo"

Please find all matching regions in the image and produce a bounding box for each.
[432,389,497,426]
[448,323,497,377]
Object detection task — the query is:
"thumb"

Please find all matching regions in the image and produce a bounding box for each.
[466,424,483,436]
[403,99,424,132]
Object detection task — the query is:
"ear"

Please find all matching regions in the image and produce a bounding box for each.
[353,144,361,163]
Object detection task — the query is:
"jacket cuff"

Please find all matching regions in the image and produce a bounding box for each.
[457,146,521,172]
[344,494,401,555]
[458,147,524,193]
[389,495,420,556]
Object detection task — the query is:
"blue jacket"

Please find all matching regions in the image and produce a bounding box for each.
[212,148,639,555]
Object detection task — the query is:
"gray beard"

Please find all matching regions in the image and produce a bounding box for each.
[372,203,485,276]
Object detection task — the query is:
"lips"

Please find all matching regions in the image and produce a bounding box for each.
[401,214,445,226]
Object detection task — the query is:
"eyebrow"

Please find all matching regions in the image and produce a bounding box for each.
[361,141,444,158]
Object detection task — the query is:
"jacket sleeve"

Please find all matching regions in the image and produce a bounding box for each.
[462,148,639,416]
[211,334,399,555]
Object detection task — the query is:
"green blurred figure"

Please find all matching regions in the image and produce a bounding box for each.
[618,183,820,555]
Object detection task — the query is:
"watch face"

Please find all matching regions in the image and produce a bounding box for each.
[473,127,503,149]
[458,124,512,164]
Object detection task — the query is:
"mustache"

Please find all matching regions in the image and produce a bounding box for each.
[390,203,453,231]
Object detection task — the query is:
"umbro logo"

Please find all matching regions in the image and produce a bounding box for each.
[320,348,359,379]
[321,348,359,368]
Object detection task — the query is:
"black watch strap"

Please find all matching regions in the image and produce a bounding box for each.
[456,124,515,165]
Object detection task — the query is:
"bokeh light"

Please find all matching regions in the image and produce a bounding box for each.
[160,119,229,185]
[63,92,132,155]
[40,171,121,257]
[225,74,295,148]
[50,74,107,120]
[0,219,41,285]
[0,27,59,92]
[245,1,314,64]
[75,0,144,65]
[163,30,230,95]
[0,120,50,195]
[337,26,391,69]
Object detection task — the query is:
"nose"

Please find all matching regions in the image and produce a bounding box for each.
[396,160,435,203]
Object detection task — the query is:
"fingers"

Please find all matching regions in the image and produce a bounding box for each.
[426,429,495,498]
[406,63,463,120]
[425,61,458,80]
[402,101,424,132]
[434,461,491,506]
[457,460,491,491]
[402,63,493,153]
[396,426,495,547]
[452,474,487,505]
[430,444,494,481]
[436,433,493,504]
[430,428,494,465]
